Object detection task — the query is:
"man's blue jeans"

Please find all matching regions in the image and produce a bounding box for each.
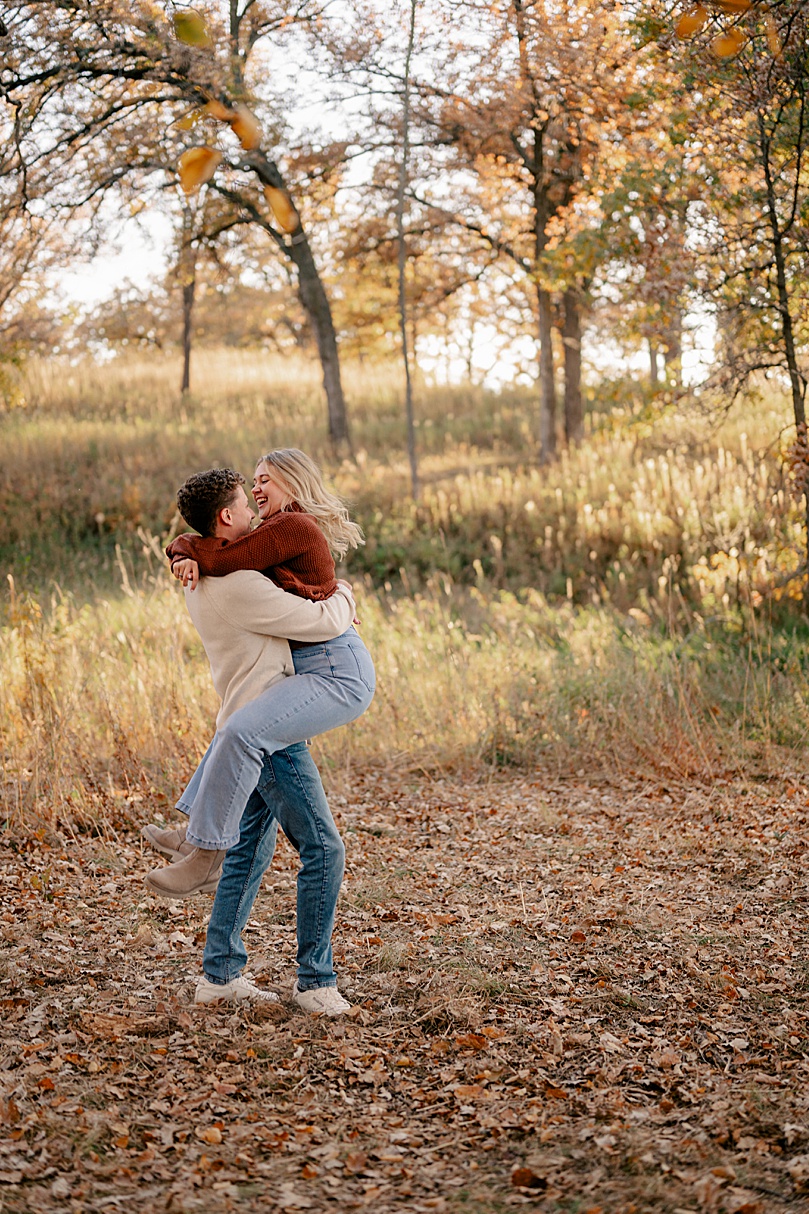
[180,628,374,850]
[202,741,345,991]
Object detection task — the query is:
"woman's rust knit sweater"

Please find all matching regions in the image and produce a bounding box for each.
[165,505,337,601]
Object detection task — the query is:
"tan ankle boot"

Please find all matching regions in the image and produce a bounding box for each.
[144,847,226,899]
[141,822,191,861]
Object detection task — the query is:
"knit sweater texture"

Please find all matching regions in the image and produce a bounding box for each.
[166,505,337,600]
[184,571,354,726]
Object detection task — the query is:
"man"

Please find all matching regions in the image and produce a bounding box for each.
[144,468,355,1015]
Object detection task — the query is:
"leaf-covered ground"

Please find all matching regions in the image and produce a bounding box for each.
[1,770,808,1213]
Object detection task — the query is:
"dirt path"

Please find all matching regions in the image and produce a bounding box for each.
[1,771,807,1212]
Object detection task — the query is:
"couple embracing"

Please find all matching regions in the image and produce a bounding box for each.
[141,449,375,1016]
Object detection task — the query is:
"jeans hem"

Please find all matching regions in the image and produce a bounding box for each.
[203,970,241,986]
[186,831,240,850]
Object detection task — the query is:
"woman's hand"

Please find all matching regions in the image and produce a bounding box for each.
[172,558,200,590]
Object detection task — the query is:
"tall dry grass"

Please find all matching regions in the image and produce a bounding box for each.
[1,349,808,832]
[3,559,808,836]
[2,350,803,615]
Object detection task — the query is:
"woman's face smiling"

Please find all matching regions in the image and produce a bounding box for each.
[252,463,288,519]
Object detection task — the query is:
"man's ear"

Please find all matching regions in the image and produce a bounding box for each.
[219,505,233,528]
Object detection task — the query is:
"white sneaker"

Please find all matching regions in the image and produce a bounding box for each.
[292,980,352,1016]
[195,973,280,1005]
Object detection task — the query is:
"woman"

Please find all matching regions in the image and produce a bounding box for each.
[147,450,375,900]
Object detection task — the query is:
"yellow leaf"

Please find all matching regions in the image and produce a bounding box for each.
[229,105,262,151]
[765,13,783,57]
[195,1125,222,1144]
[264,185,300,233]
[712,27,745,56]
[675,6,707,38]
[716,0,750,11]
[178,146,222,194]
[173,10,211,48]
[206,98,235,122]
[176,110,200,131]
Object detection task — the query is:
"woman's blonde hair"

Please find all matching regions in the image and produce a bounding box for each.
[257,448,364,559]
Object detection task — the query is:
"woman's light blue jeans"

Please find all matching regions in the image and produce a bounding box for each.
[178,627,374,850]
[202,741,344,989]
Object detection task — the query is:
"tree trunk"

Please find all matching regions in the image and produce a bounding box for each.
[181,273,195,394]
[537,285,557,462]
[759,121,806,431]
[395,0,419,500]
[179,206,196,395]
[663,307,683,389]
[465,323,475,384]
[289,235,352,456]
[248,151,352,456]
[530,125,556,462]
[563,287,583,444]
[649,339,659,389]
[758,108,808,607]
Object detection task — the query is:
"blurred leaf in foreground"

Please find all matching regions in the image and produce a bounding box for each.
[230,105,262,150]
[711,27,745,56]
[178,146,221,194]
[264,185,299,233]
[675,7,708,38]
[173,9,211,48]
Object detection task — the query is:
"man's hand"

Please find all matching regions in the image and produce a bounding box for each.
[172,558,200,590]
[336,579,360,626]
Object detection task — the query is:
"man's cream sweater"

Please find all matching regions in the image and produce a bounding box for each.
[184,571,354,726]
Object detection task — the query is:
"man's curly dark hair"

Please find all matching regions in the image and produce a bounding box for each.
[176,468,245,537]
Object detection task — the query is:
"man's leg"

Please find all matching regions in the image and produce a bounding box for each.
[266,746,345,993]
[196,742,350,1014]
[199,785,279,994]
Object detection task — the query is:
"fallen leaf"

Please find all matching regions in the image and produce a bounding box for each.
[511,1166,546,1189]
[455,1033,487,1051]
[787,1155,809,1192]
[196,1126,223,1145]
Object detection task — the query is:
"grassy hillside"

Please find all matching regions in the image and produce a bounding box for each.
[2,349,803,611]
[1,349,808,829]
